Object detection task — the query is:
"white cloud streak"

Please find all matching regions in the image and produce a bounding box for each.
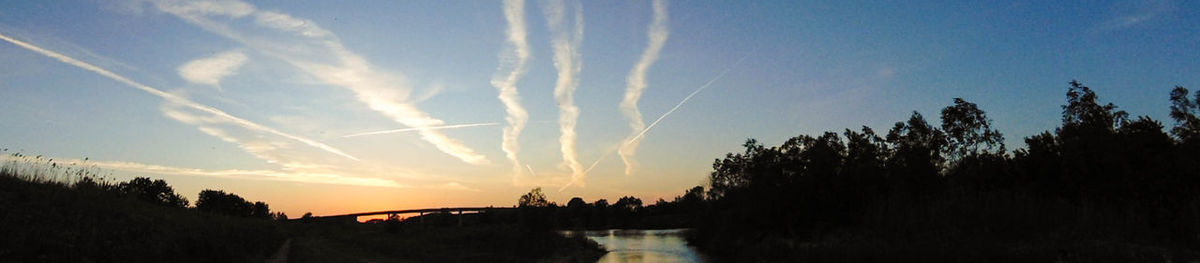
[0,32,358,161]
[342,123,500,138]
[253,10,331,38]
[99,158,402,188]
[541,0,587,189]
[178,49,247,87]
[618,0,669,176]
[437,182,481,192]
[153,0,490,165]
[1095,0,1175,32]
[154,0,254,18]
[493,0,533,180]
[162,102,306,169]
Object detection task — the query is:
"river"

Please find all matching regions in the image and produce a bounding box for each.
[561,229,711,263]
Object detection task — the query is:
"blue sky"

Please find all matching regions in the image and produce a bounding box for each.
[1,0,1197,216]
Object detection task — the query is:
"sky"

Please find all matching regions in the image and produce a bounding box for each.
[1,0,1197,217]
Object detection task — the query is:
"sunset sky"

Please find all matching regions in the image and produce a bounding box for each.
[1,0,1197,217]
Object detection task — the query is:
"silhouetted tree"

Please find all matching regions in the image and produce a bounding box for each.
[689,80,1200,261]
[940,98,1005,160]
[1015,131,1068,196]
[567,197,587,209]
[1055,80,1130,199]
[939,98,1009,191]
[886,111,947,195]
[251,201,270,218]
[1170,86,1200,142]
[707,139,762,200]
[272,212,288,221]
[844,126,889,185]
[564,197,589,227]
[118,177,188,208]
[591,199,611,227]
[517,187,554,230]
[614,196,642,212]
[1168,86,1200,195]
[195,190,270,218]
[592,199,609,209]
[519,187,550,208]
[675,186,704,208]
[1061,80,1128,136]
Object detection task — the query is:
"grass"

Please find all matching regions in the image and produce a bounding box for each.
[0,153,287,262]
[0,152,604,262]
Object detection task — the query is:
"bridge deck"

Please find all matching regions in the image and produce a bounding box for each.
[320,207,516,218]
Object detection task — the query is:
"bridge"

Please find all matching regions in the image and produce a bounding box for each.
[306,207,517,225]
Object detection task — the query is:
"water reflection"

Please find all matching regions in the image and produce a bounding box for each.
[562,229,710,263]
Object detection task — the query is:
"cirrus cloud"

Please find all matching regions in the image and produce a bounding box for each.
[178,49,247,87]
[152,0,491,165]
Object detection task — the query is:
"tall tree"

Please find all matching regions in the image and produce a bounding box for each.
[940,98,1010,191]
[251,201,271,218]
[707,139,762,200]
[940,98,1005,161]
[886,111,947,194]
[1056,81,1128,199]
[566,197,588,209]
[118,177,189,208]
[1060,80,1127,137]
[1169,86,1200,142]
[614,196,643,212]
[518,187,549,207]
[196,190,253,217]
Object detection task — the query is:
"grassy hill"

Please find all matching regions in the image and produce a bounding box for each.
[0,163,286,262]
[0,154,603,262]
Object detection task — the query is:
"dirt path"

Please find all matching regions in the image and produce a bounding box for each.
[266,239,291,263]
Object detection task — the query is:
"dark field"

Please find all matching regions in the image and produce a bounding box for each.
[0,160,602,262]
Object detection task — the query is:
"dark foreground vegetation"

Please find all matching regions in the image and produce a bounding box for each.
[503,186,705,230]
[677,81,1200,262]
[0,154,602,262]
[0,157,286,262]
[290,216,603,262]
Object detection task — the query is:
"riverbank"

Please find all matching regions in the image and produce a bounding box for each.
[691,228,1200,262]
[688,193,1200,262]
[286,222,604,262]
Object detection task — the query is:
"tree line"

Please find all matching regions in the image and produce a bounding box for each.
[678,80,1200,260]
[89,176,287,220]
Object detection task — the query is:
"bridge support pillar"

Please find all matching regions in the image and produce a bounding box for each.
[458,210,463,227]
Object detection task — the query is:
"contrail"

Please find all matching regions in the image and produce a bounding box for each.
[525,164,537,176]
[0,32,359,161]
[563,48,757,191]
[628,49,756,144]
[542,0,587,188]
[585,144,619,175]
[618,0,670,176]
[342,123,499,138]
[558,143,617,192]
[154,1,489,165]
[494,0,533,179]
